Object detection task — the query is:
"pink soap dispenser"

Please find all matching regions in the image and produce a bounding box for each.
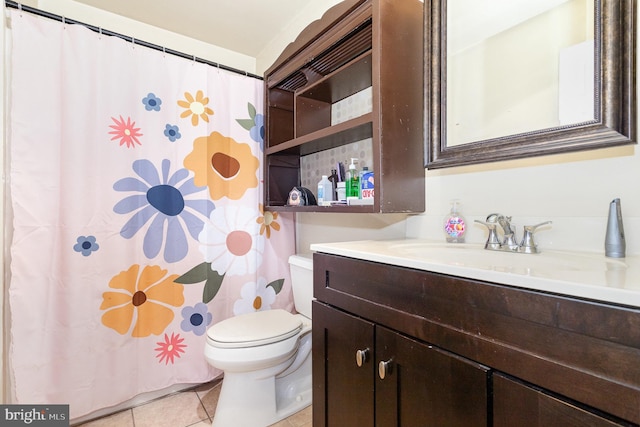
[444,199,466,243]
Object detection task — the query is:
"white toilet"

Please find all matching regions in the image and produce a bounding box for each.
[204,254,314,427]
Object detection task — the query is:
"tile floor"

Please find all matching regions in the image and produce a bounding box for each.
[73,380,312,427]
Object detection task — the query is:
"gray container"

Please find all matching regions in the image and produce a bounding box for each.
[605,198,626,258]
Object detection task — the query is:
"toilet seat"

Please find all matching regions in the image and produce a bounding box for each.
[207,309,302,349]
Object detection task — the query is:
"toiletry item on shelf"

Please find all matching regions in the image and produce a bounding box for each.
[360,167,374,200]
[317,175,334,205]
[444,199,466,243]
[336,182,346,202]
[605,198,625,258]
[328,169,339,200]
[346,158,360,199]
[337,162,345,182]
[286,187,316,206]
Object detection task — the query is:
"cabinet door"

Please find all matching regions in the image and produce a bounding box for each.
[312,301,375,427]
[375,326,489,427]
[493,373,625,427]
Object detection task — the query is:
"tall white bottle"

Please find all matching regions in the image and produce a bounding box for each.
[317,175,334,204]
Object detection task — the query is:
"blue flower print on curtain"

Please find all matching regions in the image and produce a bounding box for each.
[113,158,215,263]
[142,93,162,111]
[73,235,99,256]
[180,302,212,336]
[164,124,181,142]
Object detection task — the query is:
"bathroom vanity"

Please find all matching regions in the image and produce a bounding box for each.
[310,240,640,426]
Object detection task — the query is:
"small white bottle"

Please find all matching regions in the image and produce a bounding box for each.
[317,175,334,204]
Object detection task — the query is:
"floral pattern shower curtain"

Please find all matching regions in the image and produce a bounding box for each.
[7,10,295,419]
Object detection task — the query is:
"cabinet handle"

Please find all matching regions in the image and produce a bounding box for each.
[378,359,393,379]
[355,348,370,367]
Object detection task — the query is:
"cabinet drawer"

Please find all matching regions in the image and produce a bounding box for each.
[494,373,628,426]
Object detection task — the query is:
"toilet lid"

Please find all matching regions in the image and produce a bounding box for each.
[207,309,302,348]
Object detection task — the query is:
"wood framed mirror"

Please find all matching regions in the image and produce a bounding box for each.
[426,0,636,169]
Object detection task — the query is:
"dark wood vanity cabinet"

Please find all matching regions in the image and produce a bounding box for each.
[312,252,640,426]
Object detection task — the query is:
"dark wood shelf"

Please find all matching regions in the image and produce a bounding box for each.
[266,203,375,214]
[265,113,373,156]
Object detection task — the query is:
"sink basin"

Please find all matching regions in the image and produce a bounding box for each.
[388,242,627,279]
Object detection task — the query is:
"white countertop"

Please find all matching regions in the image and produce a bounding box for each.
[310,239,640,308]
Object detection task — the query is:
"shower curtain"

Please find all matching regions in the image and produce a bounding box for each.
[7,9,295,419]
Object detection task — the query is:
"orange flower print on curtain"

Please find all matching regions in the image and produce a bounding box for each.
[178,90,214,126]
[100,264,184,337]
[257,204,280,239]
[183,131,259,201]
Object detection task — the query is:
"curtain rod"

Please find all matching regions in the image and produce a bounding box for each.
[4,0,263,80]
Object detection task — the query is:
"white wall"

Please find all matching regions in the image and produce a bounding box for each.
[255,0,343,75]
[411,145,639,254]
[1,0,6,405]
[24,0,257,73]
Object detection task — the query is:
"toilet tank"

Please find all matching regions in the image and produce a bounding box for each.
[288,254,314,319]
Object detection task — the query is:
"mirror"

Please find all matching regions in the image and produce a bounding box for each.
[426,0,636,169]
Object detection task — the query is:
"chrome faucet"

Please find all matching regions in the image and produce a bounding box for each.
[475,214,551,254]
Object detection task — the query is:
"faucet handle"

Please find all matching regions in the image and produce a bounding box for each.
[485,213,501,223]
[519,221,552,254]
[475,220,501,250]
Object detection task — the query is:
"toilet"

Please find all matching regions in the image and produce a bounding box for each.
[204,254,314,427]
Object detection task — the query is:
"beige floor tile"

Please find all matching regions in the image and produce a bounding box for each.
[74,409,134,427]
[285,405,312,427]
[76,379,310,427]
[195,380,222,419]
[269,420,293,427]
[132,391,209,427]
[185,421,212,427]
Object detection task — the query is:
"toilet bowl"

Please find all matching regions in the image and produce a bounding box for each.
[204,254,314,427]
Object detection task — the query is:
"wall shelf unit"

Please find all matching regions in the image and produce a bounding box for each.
[263,0,425,213]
